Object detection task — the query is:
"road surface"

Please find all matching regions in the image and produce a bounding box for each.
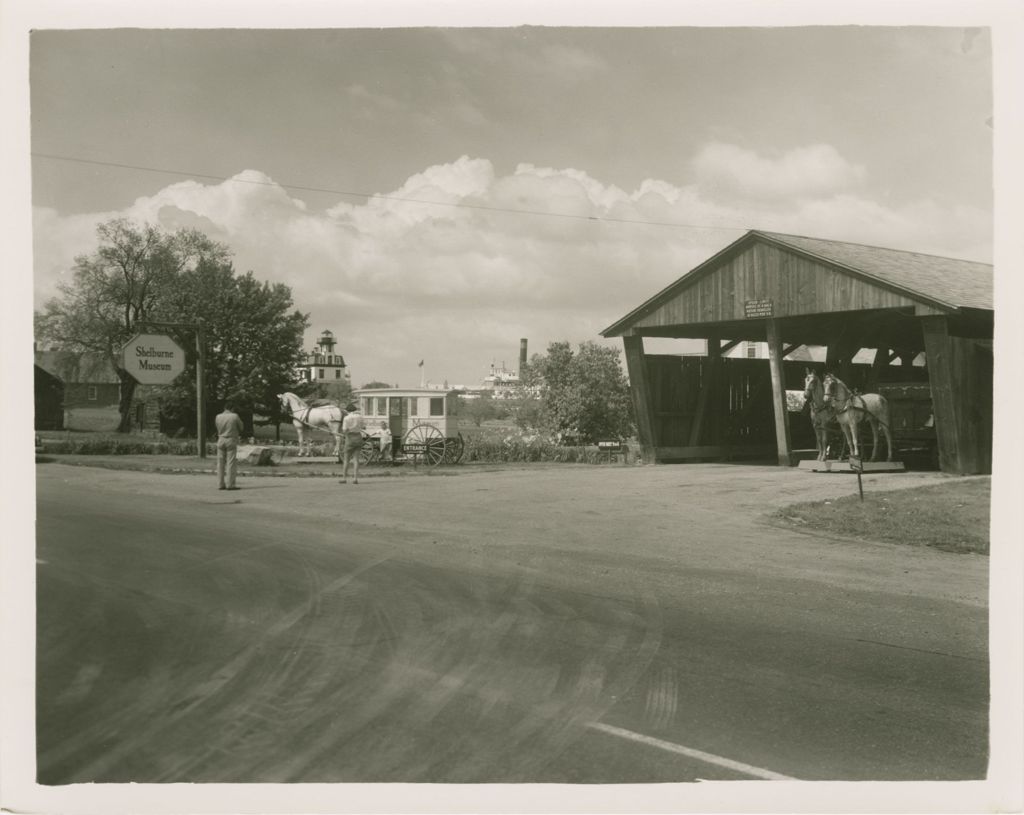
[34,461,988,783]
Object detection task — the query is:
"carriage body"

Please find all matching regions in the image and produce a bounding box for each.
[354,387,464,465]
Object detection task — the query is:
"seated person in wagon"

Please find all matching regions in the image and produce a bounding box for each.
[377,421,392,462]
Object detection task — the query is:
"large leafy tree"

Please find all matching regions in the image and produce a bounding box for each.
[35,218,308,436]
[35,219,229,432]
[522,340,635,442]
[148,259,309,436]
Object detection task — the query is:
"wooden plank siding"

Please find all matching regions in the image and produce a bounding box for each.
[631,243,920,329]
[920,316,993,474]
[638,355,817,463]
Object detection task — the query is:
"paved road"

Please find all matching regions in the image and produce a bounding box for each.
[35,461,988,783]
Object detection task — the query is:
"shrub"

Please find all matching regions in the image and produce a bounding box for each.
[460,430,619,464]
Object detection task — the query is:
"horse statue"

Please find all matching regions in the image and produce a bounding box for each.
[277,392,346,459]
[802,369,838,462]
[822,373,894,462]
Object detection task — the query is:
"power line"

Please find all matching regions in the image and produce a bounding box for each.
[32,151,749,234]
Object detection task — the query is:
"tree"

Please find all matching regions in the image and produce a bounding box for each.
[150,259,309,436]
[35,219,230,432]
[35,218,308,437]
[361,381,393,390]
[302,379,353,407]
[521,341,635,442]
[457,393,499,427]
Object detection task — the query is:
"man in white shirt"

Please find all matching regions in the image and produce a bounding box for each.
[340,402,365,484]
[214,400,245,490]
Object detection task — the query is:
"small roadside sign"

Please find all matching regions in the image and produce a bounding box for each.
[849,455,864,500]
[121,333,186,385]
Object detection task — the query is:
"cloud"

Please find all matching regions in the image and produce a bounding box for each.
[539,44,608,80]
[692,142,866,203]
[33,148,990,385]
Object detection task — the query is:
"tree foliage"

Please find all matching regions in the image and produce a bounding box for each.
[456,393,499,427]
[155,261,309,434]
[521,341,635,442]
[35,218,309,435]
[302,379,354,407]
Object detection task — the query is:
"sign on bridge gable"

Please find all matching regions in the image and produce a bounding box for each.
[121,333,187,384]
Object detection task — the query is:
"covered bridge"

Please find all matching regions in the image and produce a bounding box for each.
[601,230,993,475]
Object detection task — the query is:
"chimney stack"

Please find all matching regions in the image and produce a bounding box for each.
[519,339,528,372]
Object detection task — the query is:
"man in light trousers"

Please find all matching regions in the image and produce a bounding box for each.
[215,400,245,490]
[340,402,365,484]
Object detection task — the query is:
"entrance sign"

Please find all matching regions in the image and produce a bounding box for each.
[121,333,186,384]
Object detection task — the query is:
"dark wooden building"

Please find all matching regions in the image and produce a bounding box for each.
[602,230,993,475]
[34,364,64,430]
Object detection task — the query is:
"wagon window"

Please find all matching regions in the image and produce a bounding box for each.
[409,398,418,417]
[429,397,444,417]
[390,398,401,416]
[374,397,385,416]
[361,397,370,414]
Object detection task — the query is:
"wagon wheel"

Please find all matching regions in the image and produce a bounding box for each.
[404,424,446,466]
[443,433,465,464]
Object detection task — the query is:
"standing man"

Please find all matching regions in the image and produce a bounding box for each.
[340,401,365,484]
[215,400,245,491]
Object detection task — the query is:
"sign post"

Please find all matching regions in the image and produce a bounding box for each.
[196,323,207,460]
[122,323,207,459]
[849,454,864,500]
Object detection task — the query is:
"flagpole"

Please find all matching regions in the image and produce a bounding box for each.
[419,360,425,388]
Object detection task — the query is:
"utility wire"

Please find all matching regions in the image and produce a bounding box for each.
[32,151,750,234]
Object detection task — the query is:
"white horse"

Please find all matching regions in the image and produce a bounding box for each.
[822,374,894,462]
[803,369,838,462]
[277,392,345,459]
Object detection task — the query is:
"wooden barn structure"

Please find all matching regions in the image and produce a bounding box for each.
[601,230,993,475]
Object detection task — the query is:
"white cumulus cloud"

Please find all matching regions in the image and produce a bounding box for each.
[33,149,990,386]
[692,142,866,202]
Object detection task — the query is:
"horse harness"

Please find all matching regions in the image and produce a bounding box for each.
[823,377,889,428]
[283,401,344,430]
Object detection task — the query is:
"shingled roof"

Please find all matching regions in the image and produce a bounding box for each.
[601,230,993,338]
[755,231,992,311]
[34,350,121,384]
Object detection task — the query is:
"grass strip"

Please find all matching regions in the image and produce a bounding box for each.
[774,477,990,555]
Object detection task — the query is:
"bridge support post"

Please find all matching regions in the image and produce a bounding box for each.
[766,318,793,467]
[623,333,656,464]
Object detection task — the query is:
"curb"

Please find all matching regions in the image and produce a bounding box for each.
[40,456,461,479]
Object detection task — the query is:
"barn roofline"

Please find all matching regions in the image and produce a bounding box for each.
[600,230,989,338]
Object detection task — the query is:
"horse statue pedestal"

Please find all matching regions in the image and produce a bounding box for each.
[798,459,906,473]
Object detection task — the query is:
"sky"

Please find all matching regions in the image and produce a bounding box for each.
[26,23,997,388]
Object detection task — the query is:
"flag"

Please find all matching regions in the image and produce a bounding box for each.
[418,359,424,367]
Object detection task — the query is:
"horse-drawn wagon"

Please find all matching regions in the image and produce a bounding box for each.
[355,387,465,466]
[876,381,937,467]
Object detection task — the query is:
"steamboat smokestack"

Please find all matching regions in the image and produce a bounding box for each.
[519,339,528,372]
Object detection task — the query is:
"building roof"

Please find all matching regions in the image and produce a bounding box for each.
[755,231,992,311]
[355,387,459,397]
[602,229,993,337]
[34,350,121,384]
